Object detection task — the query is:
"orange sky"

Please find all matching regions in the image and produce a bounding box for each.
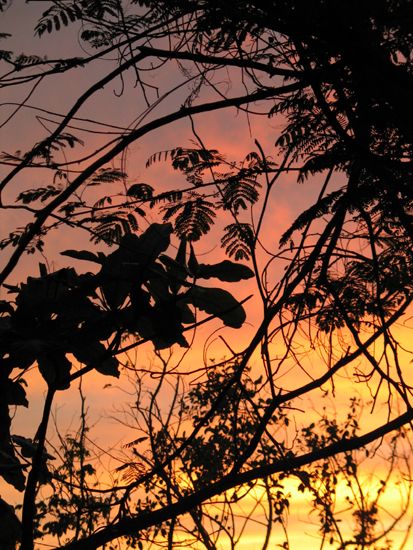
[1,3,413,548]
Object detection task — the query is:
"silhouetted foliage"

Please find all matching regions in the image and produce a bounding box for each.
[1,0,413,548]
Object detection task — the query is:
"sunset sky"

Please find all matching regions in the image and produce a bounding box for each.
[1,2,413,548]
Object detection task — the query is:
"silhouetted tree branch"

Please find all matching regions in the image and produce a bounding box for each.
[0,1,412,548]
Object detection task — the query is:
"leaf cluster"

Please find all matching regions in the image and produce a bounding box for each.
[0,224,253,492]
[143,147,261,257]
[34,430,114,545]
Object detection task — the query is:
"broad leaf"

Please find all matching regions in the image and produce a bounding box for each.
[149,301,188,349]
[61,249,103,264]
[99,241,137,309]
[0,497,22,546]
[0,448,26,492]
[126,182,154,199]
[5,380,28,407]
[37,353,72,390]
[0,300,13,315]
[7,339,43,370]
[146,268,170,301]
[72,342,119,378]
[137,223,173,262]
[159,255,188,290]
[99,224,173,309]
[78,311,116,342]
[177,301,196,324]
[197,260,254,282]
[11,436,37,459]
[175,237,187,266]
[16,268,79,315]
[185,286,246,328]
[188,243,199,275]
[151,331,189,350]
[95,356,120,378]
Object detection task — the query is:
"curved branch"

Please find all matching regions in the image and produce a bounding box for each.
[62,404,413,550]
[0,81,303,286]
